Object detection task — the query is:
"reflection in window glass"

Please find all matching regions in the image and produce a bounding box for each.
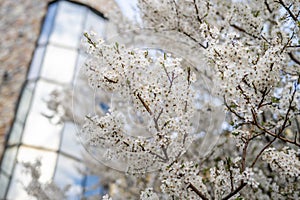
[0,147,17,175]
[7,147,57,199]
[27,80,62,114]
[7,121,23,145]
[38,2,58,45]
[0,173,9,199]
[7,164,34,199]
[16,146,57,182]
[49,1,86,48]
[60,122,83,159]
[22,80,63,150]
[54,155,84,199]
[40,45,77,84]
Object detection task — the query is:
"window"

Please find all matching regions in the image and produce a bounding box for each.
[0,1,107,199]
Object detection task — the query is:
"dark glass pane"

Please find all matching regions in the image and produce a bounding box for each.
[7,121,23,145]
[0,173,9,199]
[0,147,17,175]
[15,82,34,123]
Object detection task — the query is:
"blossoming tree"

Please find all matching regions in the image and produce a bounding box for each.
[24,0,299,199]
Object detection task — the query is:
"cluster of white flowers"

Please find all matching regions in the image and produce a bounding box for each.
[160,160,209,199]
[82,0,300,199]
[140,188,159,200]
[35,0,300,199]
[102,194,112,200]
[240,167,259,189]
[209,158,241,199]
[210,34,286,123]
[80,32,198,173]
[262,147,300,177]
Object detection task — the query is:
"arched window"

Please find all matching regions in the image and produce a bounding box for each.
[0,0,107,199]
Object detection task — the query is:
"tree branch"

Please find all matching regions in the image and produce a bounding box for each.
[251,136,277,167]
[277,0,298,22]
[180,30,209,49]
[288,52,300,65]
[187,182,209,200]
[221,182,247,200]
[251,109,300,147]
[230,24,261,40]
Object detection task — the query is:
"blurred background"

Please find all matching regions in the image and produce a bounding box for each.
[0,0,137,199]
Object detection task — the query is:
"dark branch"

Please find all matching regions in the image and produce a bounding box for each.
[187,183,209,200]
[222,182,247,200]
[288,52,300,65]
[180,30,209,49]
[193,0,203,23]
[230,24,261,40]
[277,0,298,21]
[251,136,277,167]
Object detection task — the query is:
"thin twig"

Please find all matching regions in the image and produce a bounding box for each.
[224,96,245,120]
[251,136,277,167]
[180,30,209,49]
[136,93,152,115]
[264,0,273,13]
[251,109,300,147]
[222,182,247,200]
[277,0,298,21]
[193,0,203,23]
[241,137,249,172]
[288,52,300,65]
[230,24,261,40]
[227,158,235,192]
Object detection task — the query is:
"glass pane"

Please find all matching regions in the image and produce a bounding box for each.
[60,122,83,159]
[40,45,77,84]
[27,46,46,80]
[7,121,23,145]
[7,165,32,200]
[16,146,57,183]
[54,155,84,199]
[84,10,106,37]
[22,80,63,150]
[49,1,86,48]
[22,112,62,149]
[0,173,9,199]
[15,83,34,123]
[38,2,58,45]
[0,147,17,175]
[7,146,57,199]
